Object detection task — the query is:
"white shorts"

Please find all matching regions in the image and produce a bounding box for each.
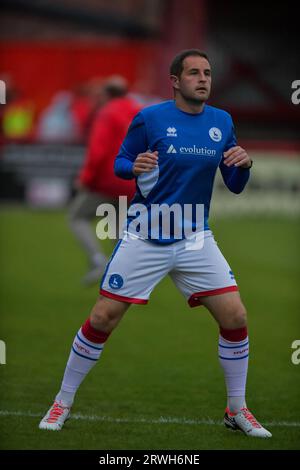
[100,230,238,307]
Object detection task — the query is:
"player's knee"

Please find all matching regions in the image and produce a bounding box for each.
[90,296,127,332]
[229,304,247,329]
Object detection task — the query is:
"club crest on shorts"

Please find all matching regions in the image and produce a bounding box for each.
[209,127,222,142]
[109,274,124,289]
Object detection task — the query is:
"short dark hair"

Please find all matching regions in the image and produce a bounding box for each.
[103,75,128,98]
[170,49,209,78]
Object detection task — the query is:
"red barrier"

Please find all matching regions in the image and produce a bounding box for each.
[0,40,156,112]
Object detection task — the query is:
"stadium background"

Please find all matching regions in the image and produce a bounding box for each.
[0,0,299,450]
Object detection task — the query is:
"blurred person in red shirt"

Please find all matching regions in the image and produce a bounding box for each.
[69,75,141,285]
[71,77,106,144]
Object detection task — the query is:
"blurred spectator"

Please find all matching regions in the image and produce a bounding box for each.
[36,91,79,144]
[36,78,109,144]
[1,75,35,143]
[69,75,141,285]
[71,78,106,144]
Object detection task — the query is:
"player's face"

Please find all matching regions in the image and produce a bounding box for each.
[173,56,212,104]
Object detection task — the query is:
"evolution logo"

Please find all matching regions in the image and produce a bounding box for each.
[167,144,216,156]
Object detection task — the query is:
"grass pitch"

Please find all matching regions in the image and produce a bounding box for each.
[0,207,299,450]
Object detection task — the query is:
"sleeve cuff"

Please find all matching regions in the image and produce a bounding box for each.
[240,159,253,170]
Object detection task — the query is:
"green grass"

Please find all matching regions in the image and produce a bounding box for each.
[0,207,300,450]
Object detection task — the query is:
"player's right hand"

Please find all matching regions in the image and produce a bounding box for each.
[133,151,158,176]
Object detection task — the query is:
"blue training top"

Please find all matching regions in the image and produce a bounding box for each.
[114,100,250,244]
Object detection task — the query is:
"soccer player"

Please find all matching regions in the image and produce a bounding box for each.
[39,49,271,438]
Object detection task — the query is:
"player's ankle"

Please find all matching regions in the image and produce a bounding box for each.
[55,390,75,408]
[227,396,246,414]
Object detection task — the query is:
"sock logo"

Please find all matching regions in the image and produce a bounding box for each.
[234,347,249,355]
[74,341,90,355]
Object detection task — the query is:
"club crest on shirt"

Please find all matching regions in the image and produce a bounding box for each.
[109,274,124,290]
[209,127,222,142]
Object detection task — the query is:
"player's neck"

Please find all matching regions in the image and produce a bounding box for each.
[174,96,205,114]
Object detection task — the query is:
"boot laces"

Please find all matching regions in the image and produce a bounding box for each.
[47,402,67,423]
[241,408,261,428]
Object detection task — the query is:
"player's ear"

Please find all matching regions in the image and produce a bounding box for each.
[170,75,180,90]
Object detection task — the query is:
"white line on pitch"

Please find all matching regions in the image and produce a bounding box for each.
[0,410,300,428]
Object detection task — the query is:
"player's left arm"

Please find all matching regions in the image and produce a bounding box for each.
[223,146,252,169]
[219,117,252,194]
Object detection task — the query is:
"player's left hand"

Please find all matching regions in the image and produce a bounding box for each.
[223,146,252,168]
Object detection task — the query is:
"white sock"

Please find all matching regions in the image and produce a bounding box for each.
[218,334,249,414]
[55,328,105,406]
[227,396,246,414]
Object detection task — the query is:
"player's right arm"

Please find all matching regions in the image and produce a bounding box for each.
[114,112,158,179]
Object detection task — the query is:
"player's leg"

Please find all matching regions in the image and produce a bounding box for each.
[171,231,271,437]
[68,189,108,284]
[200,291,248,413]
[40,235,172,431]
[39,296,129,431]
[56,296,130,405]
[200,291,271,437]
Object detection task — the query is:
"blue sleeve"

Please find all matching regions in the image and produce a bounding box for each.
[219,116,250,194]
[114,112,148,180]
